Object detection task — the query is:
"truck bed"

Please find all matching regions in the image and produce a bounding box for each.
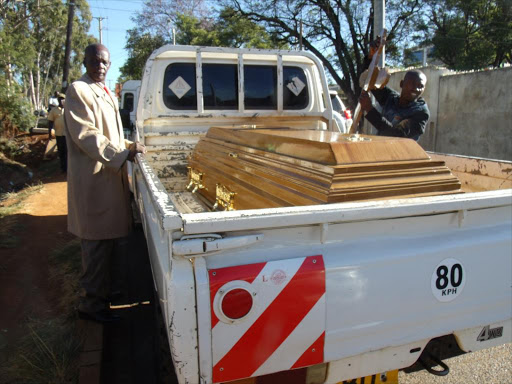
[141,131,512,215]
[135,135,511,382]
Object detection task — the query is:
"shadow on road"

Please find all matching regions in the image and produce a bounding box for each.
[101,227,178,384]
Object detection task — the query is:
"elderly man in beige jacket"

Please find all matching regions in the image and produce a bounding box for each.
[65,43,145,323]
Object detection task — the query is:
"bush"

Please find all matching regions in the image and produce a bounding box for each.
[0,137,24,158]
[0,81,36,136]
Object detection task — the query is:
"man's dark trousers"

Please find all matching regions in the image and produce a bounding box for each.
[79,237,128,314]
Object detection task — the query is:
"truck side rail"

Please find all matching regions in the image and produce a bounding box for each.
[179,189,512,234]
[134,153,182,232]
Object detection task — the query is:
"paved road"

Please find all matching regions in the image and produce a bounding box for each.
[399,343,512,384]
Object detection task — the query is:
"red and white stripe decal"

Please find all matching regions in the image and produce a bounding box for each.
[209,255,325,383]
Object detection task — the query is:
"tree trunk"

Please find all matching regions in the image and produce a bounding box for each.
[41,42,55,106]
[5,61,13,97]
[29,71,37,108]
[35,50,42,109]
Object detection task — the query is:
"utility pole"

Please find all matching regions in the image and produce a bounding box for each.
[374,0,385,67]
[299,20,303,50]
[94,16,107,44]
[62,0,74,92]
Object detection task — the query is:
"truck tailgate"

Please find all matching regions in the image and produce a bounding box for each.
[186,193,512,382]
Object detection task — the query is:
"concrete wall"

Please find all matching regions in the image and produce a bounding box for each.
[378,66,512,160]
[436,67,512,160]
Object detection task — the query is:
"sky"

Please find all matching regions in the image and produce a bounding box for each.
[88,0,143,91]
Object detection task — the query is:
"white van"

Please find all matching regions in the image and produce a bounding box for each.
[120,80,141,133]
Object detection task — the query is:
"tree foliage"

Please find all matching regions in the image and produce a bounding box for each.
[119,0,209,81]
[0,0,93,133]
[0,80,36,135]
[120,3,286,82]
[223,0,425,108]
[174,8,286,48]
[419,0,511,70]
[124,0,511,108]
[118,29,166,83]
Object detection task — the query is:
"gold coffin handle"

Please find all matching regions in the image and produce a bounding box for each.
[214,183,236,211]
[187,167,207,193]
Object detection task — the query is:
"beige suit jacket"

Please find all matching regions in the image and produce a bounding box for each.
[64,74,133,240]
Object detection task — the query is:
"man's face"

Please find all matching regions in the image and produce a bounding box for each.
[84,48,110,83]
[400,73,427,103]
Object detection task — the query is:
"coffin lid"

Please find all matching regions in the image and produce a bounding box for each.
[206,126,430,166]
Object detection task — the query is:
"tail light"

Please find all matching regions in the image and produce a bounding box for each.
[213,281,256,323]
[344,109,352,120]
[221,288,253,320]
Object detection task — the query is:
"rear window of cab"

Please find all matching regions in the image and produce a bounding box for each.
[162,63,309,111]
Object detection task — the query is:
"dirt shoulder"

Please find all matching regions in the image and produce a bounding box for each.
[0,171,73,363]
[0,131,76,381]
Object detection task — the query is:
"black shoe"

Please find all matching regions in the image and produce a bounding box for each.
[108,291,124,301]
[78,309,121,323]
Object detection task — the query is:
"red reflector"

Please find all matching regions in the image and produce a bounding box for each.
[221,288,253,320]
[344,109,352,119]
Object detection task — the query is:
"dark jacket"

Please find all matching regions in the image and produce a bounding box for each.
[366,86,430,141]
[361,56,430,141]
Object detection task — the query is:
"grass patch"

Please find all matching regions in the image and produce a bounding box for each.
[49,238,82,318]
[4,317,82,384]
[0,183,43,248]
[0,183,43,215]
[1,238,83,383]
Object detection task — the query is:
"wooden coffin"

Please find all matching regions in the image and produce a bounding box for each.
[187,126,462,210]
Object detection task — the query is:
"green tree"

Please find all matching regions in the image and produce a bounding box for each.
[118,29,166,83]
[223,0,426,108]
[174,9,285,48]
[120,6,286,82]
[0,79,36,136]
[419,0,511,70]
[214,7,286,49]
[0,0,93,133]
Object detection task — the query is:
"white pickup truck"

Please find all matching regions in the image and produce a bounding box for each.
[131,45,512,384]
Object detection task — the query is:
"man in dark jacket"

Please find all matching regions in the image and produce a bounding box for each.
[359,38,430,141]
[359,70,429,141]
